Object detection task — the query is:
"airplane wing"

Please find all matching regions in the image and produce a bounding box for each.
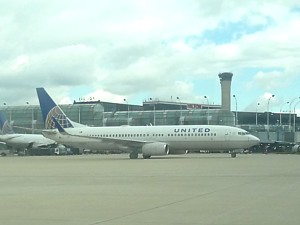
[43,129,147,149]
[46,117,154,151]
[0,135,22,140]
[78,134,147,148]
[12,125,45,133]
[28,142,57,149]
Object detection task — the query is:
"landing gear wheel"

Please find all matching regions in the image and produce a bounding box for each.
[143,154,151,159]
[129,152,138,159]
[231,153,237,158]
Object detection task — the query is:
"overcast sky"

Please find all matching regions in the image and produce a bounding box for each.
[1,0,300,114]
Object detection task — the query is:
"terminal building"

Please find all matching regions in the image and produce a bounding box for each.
[0,72,299,153]
[0,99,233,131]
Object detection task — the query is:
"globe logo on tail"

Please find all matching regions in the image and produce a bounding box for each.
[45,106,73,129]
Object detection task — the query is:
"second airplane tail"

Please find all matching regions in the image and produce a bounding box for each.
[0,112,14,134]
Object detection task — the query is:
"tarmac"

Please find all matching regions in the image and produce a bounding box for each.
[1,153,300,225]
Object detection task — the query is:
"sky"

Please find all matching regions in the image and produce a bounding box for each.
[0,0,300,114]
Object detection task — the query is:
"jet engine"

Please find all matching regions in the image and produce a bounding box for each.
[142,142,170,158]
[292,144,300,153]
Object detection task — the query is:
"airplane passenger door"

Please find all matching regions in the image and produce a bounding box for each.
[224,130,231,148]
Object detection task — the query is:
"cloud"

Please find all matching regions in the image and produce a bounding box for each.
[251,71,289,90]
[0,0,300,109]
[83,89,126,104]
[244,92,277,112]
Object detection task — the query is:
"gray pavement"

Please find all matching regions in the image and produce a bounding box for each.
[1,153,300,225]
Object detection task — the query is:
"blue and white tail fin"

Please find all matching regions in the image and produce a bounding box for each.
[0,112,14,134]
[36,88,85,129]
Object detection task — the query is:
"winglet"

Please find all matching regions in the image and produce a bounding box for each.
[36,88,74,129]
[0,112,14,134]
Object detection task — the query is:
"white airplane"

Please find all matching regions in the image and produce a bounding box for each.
[0,112,58,151]
[36,88,260,159]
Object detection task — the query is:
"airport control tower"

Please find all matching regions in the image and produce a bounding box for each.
[218,72,233,111]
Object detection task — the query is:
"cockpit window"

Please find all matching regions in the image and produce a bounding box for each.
[238,131,250,135]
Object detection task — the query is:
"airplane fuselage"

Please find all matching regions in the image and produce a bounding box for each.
[43,125,260,157]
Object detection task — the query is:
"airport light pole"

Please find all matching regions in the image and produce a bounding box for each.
[26,102,34,134]
[78,105,81,124]
[256,102,260,126]
[150,98,156,126]
[267,94,275,141]
[101,103,105,127]
[124,99,129,125]
[289,97,300,132]
[233,95,238,126]
[177,97,182,125]
[204,96,210,125]
[293,100,300,133]
[279,101,289,126]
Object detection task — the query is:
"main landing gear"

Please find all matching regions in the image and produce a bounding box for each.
[129,152,152,159]
[142,154,151,159]
[129,152,138,159]
[230,152,237,158]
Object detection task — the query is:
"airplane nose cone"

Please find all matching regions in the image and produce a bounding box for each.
[249,135,260,146]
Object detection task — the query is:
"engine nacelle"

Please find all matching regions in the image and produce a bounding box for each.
[142,142,170,156]
[292,144,300,153]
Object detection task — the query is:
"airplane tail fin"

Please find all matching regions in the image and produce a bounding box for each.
[36,88,75,129]
[0,112,14,134]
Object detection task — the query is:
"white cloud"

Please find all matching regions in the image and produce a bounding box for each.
[250,71,290,91]
[0,0,299,109]
[11,55,29,71]
[84,89,126,104]
[244,92,277,112]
